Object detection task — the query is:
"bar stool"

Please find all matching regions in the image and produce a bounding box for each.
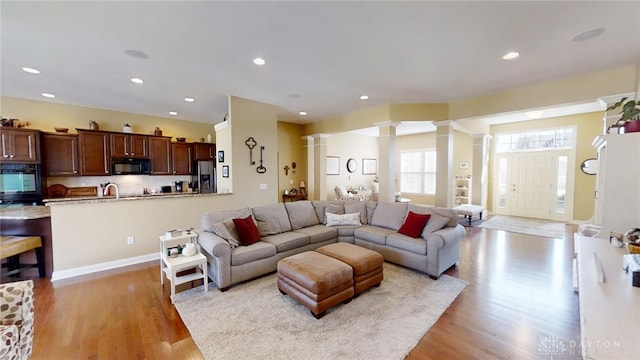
[1,235,45,279]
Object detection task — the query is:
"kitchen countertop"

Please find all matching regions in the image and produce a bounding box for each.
[0,205,51,220]
[44,191,230,206]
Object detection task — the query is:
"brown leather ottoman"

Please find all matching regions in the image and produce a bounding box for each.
[316,242,383,296]
[277,251,354,319]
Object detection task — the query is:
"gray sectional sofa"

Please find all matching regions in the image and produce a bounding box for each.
[198,200,465,291]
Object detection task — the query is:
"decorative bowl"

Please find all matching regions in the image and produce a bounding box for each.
[176,137,186,142]
[54,127,69,133]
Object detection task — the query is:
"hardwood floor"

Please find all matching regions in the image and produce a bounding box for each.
[24,224,580,359]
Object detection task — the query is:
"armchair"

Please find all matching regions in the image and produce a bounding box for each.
[0,280,34,360]
[334,185,359,201]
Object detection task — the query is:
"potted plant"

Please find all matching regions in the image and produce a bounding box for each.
[606,97,640,133]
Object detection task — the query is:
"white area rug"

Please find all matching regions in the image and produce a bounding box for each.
[479,215,566,239]
[174,263,467,360]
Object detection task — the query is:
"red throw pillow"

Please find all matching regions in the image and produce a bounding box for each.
[232,216,261,245]
[398,211,431,238]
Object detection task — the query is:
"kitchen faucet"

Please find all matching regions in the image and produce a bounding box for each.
[104,183,119,199]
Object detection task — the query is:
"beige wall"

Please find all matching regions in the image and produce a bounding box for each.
[452,129,473,179]
[0,96,214,142]
[326,132,379,200]
[488,112,601,221]
[277,122,307,199]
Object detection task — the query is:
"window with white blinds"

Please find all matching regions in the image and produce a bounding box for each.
[400,149,436,194]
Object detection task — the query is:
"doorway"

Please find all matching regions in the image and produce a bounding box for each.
[493,128,575,221]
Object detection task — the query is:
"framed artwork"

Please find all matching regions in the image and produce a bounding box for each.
[218,150,225,163]
[327,156,340,175]
[459,162,469,169]
[362,158,377,175]
[222,165,229,178]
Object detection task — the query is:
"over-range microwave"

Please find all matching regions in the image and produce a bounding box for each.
[0,163,43,204]
[111,158,150,175]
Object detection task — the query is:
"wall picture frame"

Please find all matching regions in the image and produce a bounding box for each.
[222,165,229,178]
[218,150,225,163]
[327,156,340,175]
[459,162,469,169]
[362,158,377,175]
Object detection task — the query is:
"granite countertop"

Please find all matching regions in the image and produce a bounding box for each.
[0,205,51,220]
[44,191,231,206]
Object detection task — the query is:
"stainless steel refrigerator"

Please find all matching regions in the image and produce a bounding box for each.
[192,160,216,193]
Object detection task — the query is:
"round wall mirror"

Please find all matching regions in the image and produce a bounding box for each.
[580,158,598,175]
[346,158,357,173]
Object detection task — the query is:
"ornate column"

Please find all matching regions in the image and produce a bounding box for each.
[376,121,401,202]
[472,134,492,207]
[434,121,455,207]
[311,134,330,200]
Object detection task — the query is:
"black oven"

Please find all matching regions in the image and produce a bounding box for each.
[0,163,43,205]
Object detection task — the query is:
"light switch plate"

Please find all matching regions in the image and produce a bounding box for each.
[259,183,267,189]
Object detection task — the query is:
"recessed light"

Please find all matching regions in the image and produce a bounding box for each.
[22,67,40,74]
[123,49,149,59]
[299,111,307,116]
[502,51,520,60]
[360,95,369,100]
[169,111,178,116]
[130,77,144,84]
[184,97,195,103]
[253,58,266,66]
[42,93,55,98]
[572,27,605,42]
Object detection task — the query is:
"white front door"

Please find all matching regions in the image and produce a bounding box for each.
[494,151,571,221]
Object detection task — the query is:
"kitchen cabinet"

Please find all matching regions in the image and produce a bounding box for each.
[0,128,40,163]
[42,133,79,176]
[193,142,216,161]
[78,130,110,176]
[171,142,192,175]
[110,133,148,159]
[149,136,171,175]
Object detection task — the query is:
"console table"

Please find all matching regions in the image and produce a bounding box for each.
[574,234,640,359]
[282,193,306,202]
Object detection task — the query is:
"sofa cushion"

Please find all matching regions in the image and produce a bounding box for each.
[284,201,320,230]
[432,207,459,227]
[353,225,396,246]
[261,231,310,253]
[386,233,428,255]
[370,201,408,230]
[422,213,450,236]
[326,212,362,227]
[398,211,431,238]
[233,216,262,246]
[344,202,367,225]
[231,241,276,266]
[201,207,253,232]
[293,225,338,244]
[312,201,344,224]
[252,203,292,236]
[337,225,359,237]
[211,218,241,248]
[365,201,377,224]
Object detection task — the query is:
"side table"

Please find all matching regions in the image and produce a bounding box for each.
[159,231,208,303]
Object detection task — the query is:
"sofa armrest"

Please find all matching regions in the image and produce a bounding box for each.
[198,231,231,258]
[425,225,465,249]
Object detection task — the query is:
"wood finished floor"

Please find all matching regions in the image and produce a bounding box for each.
[26,224,581,359]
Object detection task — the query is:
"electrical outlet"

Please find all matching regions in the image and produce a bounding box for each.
[127,236,135,245]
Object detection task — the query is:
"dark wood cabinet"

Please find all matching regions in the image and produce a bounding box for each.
[149,136,171,175]
[193,142,216,161]
[78,130,110,176]
[171,142,192,175]
[0,128,40,163]
[42,133,79,176]
[110,133,148,159]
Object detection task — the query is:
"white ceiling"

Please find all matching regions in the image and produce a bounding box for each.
[1,1,639,127]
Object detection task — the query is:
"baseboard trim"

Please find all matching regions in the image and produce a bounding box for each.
[51,252,159,282]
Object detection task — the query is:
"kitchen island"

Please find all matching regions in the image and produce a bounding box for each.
[0,206,53,278]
